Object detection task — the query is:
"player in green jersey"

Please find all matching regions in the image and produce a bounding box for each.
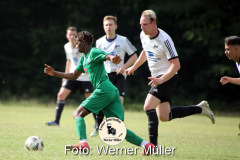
[44,31,154,155]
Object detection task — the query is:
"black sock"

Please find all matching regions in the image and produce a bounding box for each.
[55,100,65,124]
[169,105,202,121]
[92,113,97,128]
[96,110,104,130]
[146,109,159,146]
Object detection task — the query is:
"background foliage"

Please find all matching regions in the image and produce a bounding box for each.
[1,0,240,111]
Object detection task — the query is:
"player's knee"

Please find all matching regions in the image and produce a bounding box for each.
[57,92,65,100]
[143,105,153,112]
[159,115,169,122]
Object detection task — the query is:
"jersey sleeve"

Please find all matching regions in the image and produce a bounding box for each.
[124,38,137,56]
[75,56,84,73]
[163,38,178,60]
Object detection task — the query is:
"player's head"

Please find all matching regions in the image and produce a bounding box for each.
[66,26,77,43]
[103,15,118,36]
[140,10,157,36]
[224,36,240,62]
[75,31,94,52]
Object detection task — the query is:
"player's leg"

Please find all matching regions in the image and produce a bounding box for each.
[102,90,155,155]
[162,101,214,124]
[66,105,91,150]
[90,110,104,137]
[155,102,171,122]
[44,85,71,126]
[143,94,160,146]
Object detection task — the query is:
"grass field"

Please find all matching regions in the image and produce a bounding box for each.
[0,100,239,160]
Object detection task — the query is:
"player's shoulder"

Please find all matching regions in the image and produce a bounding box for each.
[64,42,71,49]
[116,34,127,40]
[159,28,172,41]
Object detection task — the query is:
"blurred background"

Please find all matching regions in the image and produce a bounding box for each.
[1,0,240,112]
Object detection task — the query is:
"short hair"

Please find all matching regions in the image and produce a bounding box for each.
[141,10,157,22]
[76,31,94,45]
[103,15,117,24]
[66,26,77,33]
[225,36,240,45]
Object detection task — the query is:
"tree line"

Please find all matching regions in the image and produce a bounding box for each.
[1,0,240,111]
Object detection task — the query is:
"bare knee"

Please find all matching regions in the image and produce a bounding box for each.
[158,115,169,122]
[143,105,154,112]
[57,92,65,100]
[72,106,90,119]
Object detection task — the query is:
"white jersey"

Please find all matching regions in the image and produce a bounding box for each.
[64,42,89,81]
[140,28,178,77]
[236,62,240,75]
[96,34,137,73]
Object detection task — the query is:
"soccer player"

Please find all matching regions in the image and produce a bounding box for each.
[125,10,215,146]
[44,31,155,155]
[44,27,94,126]
[90,15,138,136]
[220,35,240,135]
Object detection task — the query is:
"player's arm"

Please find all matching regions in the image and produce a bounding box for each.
[116,53,138,74]
[125,50,147,75]
[220,76,240,85]
[44,64,81,80]
[148,58,180,86]
[105,55,122,65]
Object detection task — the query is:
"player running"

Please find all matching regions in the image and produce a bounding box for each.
[44,31,155,155]
[126,10,215,146]
[44,27,94,126]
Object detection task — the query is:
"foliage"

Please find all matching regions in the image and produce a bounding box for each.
[1,0,240,111]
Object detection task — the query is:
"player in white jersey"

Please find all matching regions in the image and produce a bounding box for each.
[44,27,93,126]
[220,35,240,135]
[126,10,215,146]
[90,15,138,136]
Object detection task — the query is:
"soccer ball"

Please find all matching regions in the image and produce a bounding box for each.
[25,136,44,151]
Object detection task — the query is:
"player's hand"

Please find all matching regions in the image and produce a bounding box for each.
[148,77,163,87]
[44,64,55,76]
[111,55,122,64]
[220,76,230,85]
[116,67,125,75]
[125,66,135,76]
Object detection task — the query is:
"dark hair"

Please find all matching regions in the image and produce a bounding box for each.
[76,31,94,45]
[224,36,240,45]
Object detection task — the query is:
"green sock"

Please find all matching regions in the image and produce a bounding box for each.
[75,117,87,140]
[125,129,143,146]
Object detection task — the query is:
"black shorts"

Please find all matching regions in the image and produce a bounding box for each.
[149,74,178,104]
[108,72,125,97]
[62,80,93,93]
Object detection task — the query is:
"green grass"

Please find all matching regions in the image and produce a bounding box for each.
[0,100,239,160]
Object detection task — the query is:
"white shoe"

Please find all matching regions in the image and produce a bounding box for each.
[197,101,215,124]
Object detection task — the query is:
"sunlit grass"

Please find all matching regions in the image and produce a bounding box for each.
[0,100,239,160]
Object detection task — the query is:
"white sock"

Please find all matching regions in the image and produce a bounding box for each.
[80,139,87,143]
[140,140,148,147]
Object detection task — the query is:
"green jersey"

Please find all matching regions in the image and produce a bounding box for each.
[76,47,111,89]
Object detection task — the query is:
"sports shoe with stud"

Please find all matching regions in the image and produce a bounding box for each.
[90,129,98,137]
[44,121,59,126]
[66,142,90,151]
[141,143,156,156]
[197,101,215,124]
